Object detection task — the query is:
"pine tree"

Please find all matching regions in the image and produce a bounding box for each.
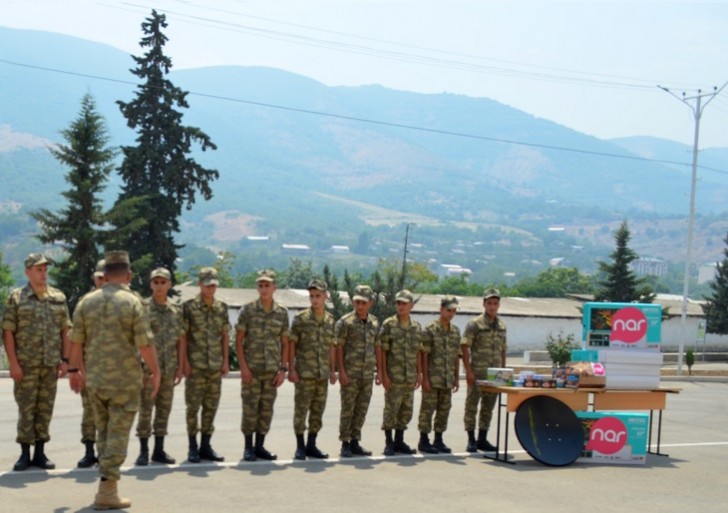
[114,9,218,291]
[31,94,115,312]
[594,220,654,303]
[702,232,728,334]
[0,250,12,314]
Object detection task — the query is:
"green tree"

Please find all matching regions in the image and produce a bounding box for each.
[31,94,115,312]
[594,221,654,303]
[280,258,315,289]
[323,264,353,320]
[114,9,218,291]
[512,267,595,298]
[702,232,728,334]
[0,251,13,313]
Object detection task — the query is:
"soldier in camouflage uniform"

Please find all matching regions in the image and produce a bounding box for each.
[68,250,160,510]
[417,296,461,454]
[2,253,71,471]
[376,289,422,456]
[288,279,336,460]
[461,287,507,453]
[182,267,230,463]
[235,269,289,462]
[134,267,185,466]
[334,284,379,458]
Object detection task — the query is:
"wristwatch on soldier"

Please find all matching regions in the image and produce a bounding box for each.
[279,366,288,373]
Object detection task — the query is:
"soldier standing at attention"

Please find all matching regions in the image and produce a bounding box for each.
[288,279,336,460]
[461,287,506,453]
[3,253,72,471]
[68,250,161,510]
[334,284,379,458]
[376,289,422,456]
[182,267,230,463]
[417,296,461,454]
[235,269,289,462]
[134,267,186,466]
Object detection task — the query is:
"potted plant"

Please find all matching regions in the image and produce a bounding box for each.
[686,348,695,376]
[545,332,579,370]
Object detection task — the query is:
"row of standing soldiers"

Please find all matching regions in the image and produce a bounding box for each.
[2,251,507,509]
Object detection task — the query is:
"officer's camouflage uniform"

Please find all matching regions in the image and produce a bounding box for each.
[236,298,289,435]
[136,299,184,438]
[2,284,71,444]
[461,314,507,431]
[290,308,335,434]
[72,283,153,481]
[377,315,422,431]
[334,311,378,442]
[418,319,461,433]
[183,294,230,436]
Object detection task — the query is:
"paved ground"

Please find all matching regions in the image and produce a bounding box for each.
[1,375,726,512]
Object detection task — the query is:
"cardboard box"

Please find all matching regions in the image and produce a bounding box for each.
[486,367,514,386]
[576,411,650,465]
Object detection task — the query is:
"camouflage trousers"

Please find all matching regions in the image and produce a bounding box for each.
[13,365,57,444]
[88,386,140,481]
[381,384,415,431]
[185,368,222,436]
[136,372,176,438]
[418,386,453,434]
[339,376,373,442]
[464,384,497,432]
[241,371,278,436]
[293,378,328,434]
[80,388,96,443]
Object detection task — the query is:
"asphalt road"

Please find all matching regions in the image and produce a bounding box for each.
[1,376,726,512]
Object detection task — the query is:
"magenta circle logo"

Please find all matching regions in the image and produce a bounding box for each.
[609,307,647,344]
[585,417,628,454]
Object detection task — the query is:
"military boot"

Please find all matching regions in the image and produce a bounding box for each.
[199,434,224,462]
[243,434,256,462]
[305,432,328,459]
[78,440,98,468]
[294,433,307,460]
[477,430,497,452]
[254,433,277,460]
[340,441,353,458]
[93,478,131,510]
[393,429,416,455]
[187,435,201,463]
[433,432,451,454]
[135,437,149,466]
[417,432,439,454]
[13,443,31,471]
[151,435,176,464]
[350,439,372,456]
[466,430,478,452]
[32,441,55,470]
[383,430,395,456]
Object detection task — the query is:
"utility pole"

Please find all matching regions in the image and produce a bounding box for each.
[659,81,727,374]
[401,223,412,290]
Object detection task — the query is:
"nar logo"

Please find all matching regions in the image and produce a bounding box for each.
[585,417,628,454]
[610,307,647,344]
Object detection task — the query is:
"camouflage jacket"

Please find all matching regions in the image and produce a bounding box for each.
[71,283,152,390]
[461,314,507,377]
[235,299,289,374]
[377,315,422,386]
[422,318,462,389]
[333,311,378,380]
[290,307,335,380]
[183,294,230,371]
[2,284,71,367]
[146,298,184,375]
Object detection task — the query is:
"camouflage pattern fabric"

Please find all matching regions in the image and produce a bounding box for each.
[381,384,415,431]
[136,372,176,438]
[80,388,95,442]
[235,299,289,374]
[421,319,461,389]
[183,295,230,371]
[240,371,278,435]
[13,366,57,444]
[88,386,139,481]
[339,377,373,442]
[464,385,498,431]
[185,368,222,435]
[418,387,453,433]
[146,299,184,375]
[333,312,378,380]
[460,314,507,379]
[377,315,422,386]
[290,308,334,380]
[293,378,328,434]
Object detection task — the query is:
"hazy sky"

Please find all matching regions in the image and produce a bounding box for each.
[2,0,728,148]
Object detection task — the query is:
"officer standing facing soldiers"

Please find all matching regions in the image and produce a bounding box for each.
[235,269,289,461]
[288,278,336,460]
[76,259,106,468]
[183,267,230,463]
[417,296,461,454]
[376,289,422,456]
[3,253,72,471]
[134,267,186,466]
[461,287,507,453]
[68,250,161,510]
[334,284,379,458]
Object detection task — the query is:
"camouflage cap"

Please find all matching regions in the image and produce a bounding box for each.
[198,267,219,286]
[352,285,374,302]
[93,259,105,277]
[308,278,327,291]
[150,267,172,281]
[441,295,459,309]
[483,287,501,300]
[24,253,50,268]
[395,289,414,303]
[256,269,276,283]
[104,250,130,266]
